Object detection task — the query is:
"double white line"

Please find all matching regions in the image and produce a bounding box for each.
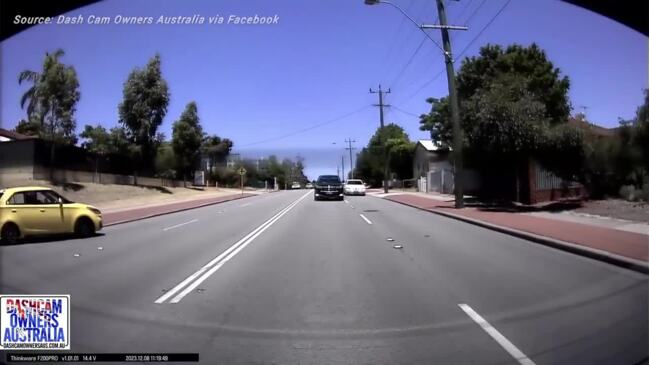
[155,190,312,304]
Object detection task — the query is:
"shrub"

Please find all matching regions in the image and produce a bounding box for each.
[639,183,649,202]
[619,185,637,202]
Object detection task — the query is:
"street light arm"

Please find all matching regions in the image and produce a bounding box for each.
[373,0,446,56]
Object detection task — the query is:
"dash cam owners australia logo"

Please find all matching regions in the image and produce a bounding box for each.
[0,295,70,350]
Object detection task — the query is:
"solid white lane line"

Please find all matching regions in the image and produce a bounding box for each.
[155,191,311,304]
[458,304,536,365]
[169,191,312,303]
[359,214,372,225]
[162,219,198,231]
[240,203,252,207]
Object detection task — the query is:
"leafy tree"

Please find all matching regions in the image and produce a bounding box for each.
[80,124,112,155]
[118,54,170,177]
[419,43,581,199]
[18,49,80,145]
[80,124,112,179]
[172,102,204,186]
[456,43,570,126]
[634,89,649,174]
[201,135,233,174]
[13,118,43,136]
[18,49,80,180]
[354,123,414,186]
[108,126,131,156]
[155,142,177,180]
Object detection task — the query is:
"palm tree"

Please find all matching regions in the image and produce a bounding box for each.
[18,49,79,180]
[18,49,65,130]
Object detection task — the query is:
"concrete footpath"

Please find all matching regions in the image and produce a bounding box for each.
[377,192,649,274]
[102,192,256,226]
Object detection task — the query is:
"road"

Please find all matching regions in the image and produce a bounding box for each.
[1,190,647,364]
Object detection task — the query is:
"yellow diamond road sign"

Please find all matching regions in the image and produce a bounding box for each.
[238,167,247,175]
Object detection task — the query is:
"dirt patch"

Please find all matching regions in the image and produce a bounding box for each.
[2,179,244,211]
[575,199,649,222]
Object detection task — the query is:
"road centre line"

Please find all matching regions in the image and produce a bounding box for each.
[458,304,536,365]
[155,190,312,304]
[162,219,198,231]
[344,200,349,204]
[359,214,372,225]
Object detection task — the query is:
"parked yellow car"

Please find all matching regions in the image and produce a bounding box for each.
[0,186,102,244]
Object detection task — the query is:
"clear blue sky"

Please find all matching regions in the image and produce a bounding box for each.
[1,0,646,179]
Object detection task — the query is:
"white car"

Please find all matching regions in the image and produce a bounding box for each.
[344,179,366,196]
[291,182,301,189]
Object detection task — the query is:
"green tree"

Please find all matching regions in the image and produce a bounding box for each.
[420,43,581,199]
[354,123,414,186]
[18,49,80,145]
[155,142,177,180]
[172,102,204,186]
[109,126,131,156]
[201,135,233,174]
[80,124,112,155]
[634,89,649,174]
[80,124,112,180]
[118,54,170,178]
[13,118,43,137]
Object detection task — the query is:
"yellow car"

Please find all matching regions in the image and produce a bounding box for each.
[0,186,102,244]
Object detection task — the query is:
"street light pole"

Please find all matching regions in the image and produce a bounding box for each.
[434,0,464,208]
[364,0,466,207]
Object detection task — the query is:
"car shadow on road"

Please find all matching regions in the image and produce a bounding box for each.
[1,233,106,247]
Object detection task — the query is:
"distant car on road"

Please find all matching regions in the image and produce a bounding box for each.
[314,175,344,201]
[305,182,314,189]
[0,186,103,244]
[344,179,366,196]
[291,182,301,189]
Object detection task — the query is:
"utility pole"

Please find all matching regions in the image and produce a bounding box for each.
[421,1,466,208]
[345,138,356,179]
[370,84,390,193]
[341,155,345,182]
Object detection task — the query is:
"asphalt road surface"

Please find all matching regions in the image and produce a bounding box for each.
[1,190,647,364]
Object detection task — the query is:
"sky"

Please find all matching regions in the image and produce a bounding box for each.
[1,0,646,179]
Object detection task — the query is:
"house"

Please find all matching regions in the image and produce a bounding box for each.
[413,140,458,194]
[412,138,586,204]
[0,128,37,142]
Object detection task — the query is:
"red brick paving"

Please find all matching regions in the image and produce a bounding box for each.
[103,193,255,226]
[385,194,649,263]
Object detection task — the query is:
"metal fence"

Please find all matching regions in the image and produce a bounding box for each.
[535,164,579,190]
[428,169,454,194]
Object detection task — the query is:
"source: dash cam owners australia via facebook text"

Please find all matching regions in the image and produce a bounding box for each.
[13,14,280,26]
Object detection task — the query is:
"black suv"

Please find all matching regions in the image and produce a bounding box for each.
[314,175,344,201]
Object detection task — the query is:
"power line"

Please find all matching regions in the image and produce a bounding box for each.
[240,106,370,147]
[399,69,445,104]
[381,0,422,82]
[455,0,475,23]
[396,0,511,104]
[389,36,427,88]
[455,0,511,60]
[391,105,423,118]
[462,0,487,26]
